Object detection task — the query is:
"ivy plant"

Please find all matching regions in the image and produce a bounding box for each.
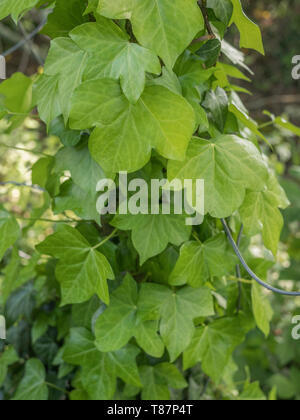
[0,0,299,401]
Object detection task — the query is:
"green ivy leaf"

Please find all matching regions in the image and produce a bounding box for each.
[230,0,265,55]
[54,140,109,196]
[98,0,204,69]
[196,39,222,68]
[44,38,88,122]
[139,283,215,361]
[0,210,20,260]
[36,225,114,305]
[140,363,187,400]
[42,0,88,39]
[238,381,267,401]
[207,0,233,26]
[70,18,161,103]
[0,72,33,130]
[169,234,237,287]
[202,87,228,132]
[34,75,61,127]
[97,0,135,19]
[13,359,48,401]
[0,0,39,21]
[239,172,289,256]
[111,213,191,265]
[0,347,19,386]
[69,79,195,173]
[168,135,269,218]
[54,180,100,222]
[252,282,273,337]
[49,116,81,147]
[94,275,164,357]
[63,327,141,400]
[183,317,248,383]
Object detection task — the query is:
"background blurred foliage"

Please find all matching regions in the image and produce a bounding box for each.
[0,0,300,400]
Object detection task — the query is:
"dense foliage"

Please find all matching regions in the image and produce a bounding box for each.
[0,0,300,401]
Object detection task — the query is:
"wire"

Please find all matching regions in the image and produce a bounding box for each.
[221,218,300,297]
[235,224,243,312]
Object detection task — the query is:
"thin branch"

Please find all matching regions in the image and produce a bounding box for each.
[191,34,215,44]
[18,21,44,66]
[0,143,51,157]
[198,0,216,38]
[2,15,48,58]
[0,181,44,191]
[16,216,80,224]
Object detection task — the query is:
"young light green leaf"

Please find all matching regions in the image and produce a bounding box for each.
[239,172,289,256]
[0,72,33,130]
[0,0,39,21]
[168,135,269,218]
[252,282,273,337]
[97,0,135,19]
[70,18,161,103]
[230,0,265,55]
[34,74,62,127]
[98,0,204,69]
[69,79,195,173]
[229,103,268,143]
[44,38,88,122]
[36,225,114,305]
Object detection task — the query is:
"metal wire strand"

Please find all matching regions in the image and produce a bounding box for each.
[221,218,300,297]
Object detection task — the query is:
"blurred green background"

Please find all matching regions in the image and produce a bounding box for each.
[0,0,300,400]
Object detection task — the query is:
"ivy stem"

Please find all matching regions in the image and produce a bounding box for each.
[192,232,202,244]
[93,228,118,250]
[198,0,216,38]
[258,121,274,130]
[45,382,70,395]
[229,276,253,285]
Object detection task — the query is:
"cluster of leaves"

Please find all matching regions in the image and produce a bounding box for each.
[0,0,300,401]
